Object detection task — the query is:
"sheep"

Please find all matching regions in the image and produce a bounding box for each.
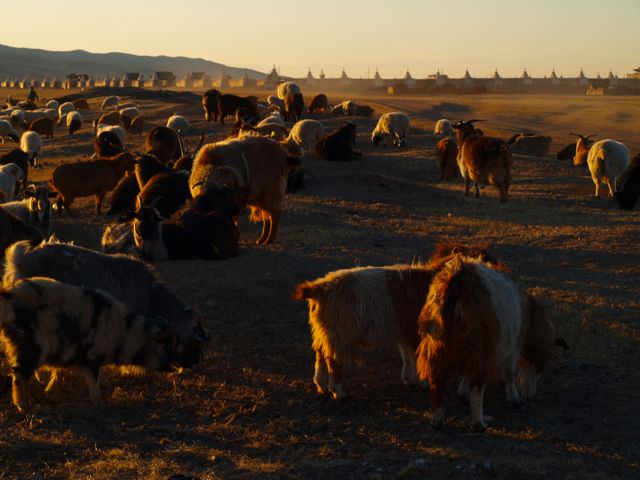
[66,110,82,135]
[371,112,410,148]
[137,171,191,219]
[72,98,90,110]
[587,139,630,198]
[217,94,259,125]
[0,119,19,143]
[57,102,74,124]
[27,117,55,139]
[453,119,512,202]
[556,142,577,161]
[145,126,180,164]
[415,254,552,431]
[616,154,640,210]
[119,107,140,125]
[0,163,24,202]
[507,133,552,157]
[0,206,43,254]
[41,108,58,122]
[132,189,240,261]
[284,93,304,122]
[276,81,302,100]
[0,149,30,191]
[93,111,123,131]
[331,101,357,116]
[94,130,125,158]
[315,123,362,161]
[96,124,126,147]
[292,263,435,399]
[166,114,190,135]
[435,137,458,180]
[434,119,454,137]
[308,94,329,114]
[239,114,289,140]
[283,119,324,156]
[20,131,43,167]
[202,89,221,122]
[267,95,285,113]
[0,277,177,413]
[190,136,301,245]
[570,132,596,166]
[49,152,135,215]
[4,239,210,373]
[126,116,145,135]
[45,100,59,110]
[101,95,121,111]
[1,184,56,236]
[9,109,25,128]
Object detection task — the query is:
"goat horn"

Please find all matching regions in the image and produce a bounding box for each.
[569,132,584,139]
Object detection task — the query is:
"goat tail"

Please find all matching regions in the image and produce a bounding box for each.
[2,240,32,288]
[291,280,326,302]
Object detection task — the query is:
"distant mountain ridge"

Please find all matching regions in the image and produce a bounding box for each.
[0,44,266,80]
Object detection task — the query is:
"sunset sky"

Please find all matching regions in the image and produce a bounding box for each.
[3,0,638,78]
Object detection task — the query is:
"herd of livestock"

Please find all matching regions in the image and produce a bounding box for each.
[0,80,634,431]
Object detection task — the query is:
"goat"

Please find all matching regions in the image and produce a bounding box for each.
[145,126,180,164]
[190,136,301,245]
[137,171,191,218]
[556,142,577,161]
[507,133,552,157]
[106,173,139,216]
[202,89,221,122]
[284,93,304,122]
[434,119,454,137]
[93,111,122,131]
[331,101,357,116]
[20,131,42,167]
[308,94,329,114]
[3,239,210,370]
[435,137,458,180]
[315,123,362,161]
[570,132,596,167]
[94,130,125,158]
[27,118,54,139]
[587,139,630,198]
[66,111,82,135]
[276,81,302,100]
[0,164,24,202]
[0,208,43,254]
[0,119,19,143]
[72,98,90,110]
[453,120,512,202]
[101,96,121,111]
[371,112,410,148]
[0,277,176,413]
[49,152,134,215]
[283,120,324,156]
[0,149,30,191]
[126,116,145,135]
[616,154,640,210]
[217,94,259,126]
[1,184,56,236]
[57,102,74,124]
[166,114,190,135]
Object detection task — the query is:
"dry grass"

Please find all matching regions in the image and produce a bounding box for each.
[0,89,638,479]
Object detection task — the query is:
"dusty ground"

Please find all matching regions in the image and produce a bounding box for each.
[0,89,638,479]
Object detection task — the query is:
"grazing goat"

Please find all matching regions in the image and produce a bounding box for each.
[3,239,210,369]
[190,136,301,245]
[202,89,220,122]
[0,149,30,191]
[0,119,19,143]
[166,114,190,135]
[616,154,640,210]
[416,254,553,431]
[94,111,122,131]
[49,152,134,215]
[101,221,137,255]
[66,111,82,135]
[72,98,90,110]
[507,133,552,157]
[308,94,329,114]
[570,132,596,166]
[94,130,125,158]
[101,96,121,111]
[434,119,454,137]
[356,105,375,117]
[126,116,145,135]
[137,171,191,218]
[217,94,259,126]
[276,81,302,100]
[292,264,435,399]
[45,100,59,110]
[283,120,325,156]
[57,102,74,124]
[315,123,362,161]
[587,139,630,198]
[556,142,577,161]
[96,125,126,147]
[1,184,56,236]
[0,277,175,413]
[20,131,42,167]
[27,118,54,139]
[435,137,458,180]
[453,120,512,202]
[107,173,139,215]
[331,101,357,116]
[0,163,24,202]
[267,95,285,113]
[371,112,410,148]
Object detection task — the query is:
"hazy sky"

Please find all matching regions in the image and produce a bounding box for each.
[3,0,638,78]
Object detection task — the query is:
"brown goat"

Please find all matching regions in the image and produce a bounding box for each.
[308,94,329,114]
[190,136,301,245]
[453,120,512,202]
[72,99,90,110]
[27,118,54,139]
[202,89,221,122]
[435,137,458,180]
[570,132,596,166]
[49,152,135,215]
[284,93,304,122]
[145,126,180,164]
[217,94,259,126]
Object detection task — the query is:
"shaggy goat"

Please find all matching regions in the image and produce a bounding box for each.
[371,112,410,148]
[1,184,56,236]
[217,94,259,126]
[137,171,191,218]
[308,94,329,114]
[315,123,361,161]
[101,96,121,111]
[145,126,180,164]
[66,111,82,135]
[507,133,552,157]
[435,137,458,180]
[0,119,19,143]
[202,89,220,122]
[190,136,301,245]
[0,163,24,202]
[283,120,325,156]
[284,93,305,122]
[94,130,125,158]
[0,149,30,191]
[587,139,630,198]
[453,120,512,202]
[166,114,190,135]
[20,131,42,167]
[27,117,55,139]
[0,277,175,413]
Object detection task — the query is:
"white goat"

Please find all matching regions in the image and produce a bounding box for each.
[0,119,20,143]
[371,112,411,148]
[587,140,630,198]
[0,163,24,202]
[166,114,190,135]
[20,131,43,167]
[276,81,301,100]
[284,119,325,156]
[101,96,121,111]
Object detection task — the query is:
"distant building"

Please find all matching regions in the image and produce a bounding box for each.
[372,69,384,87]
[263,65,281,87]
[463,69,474,86]
[404,69,416,88]
[306,69,316,86]
[340,68,351,85]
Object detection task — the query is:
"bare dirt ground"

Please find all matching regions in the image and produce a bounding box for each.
[0,88,638,479]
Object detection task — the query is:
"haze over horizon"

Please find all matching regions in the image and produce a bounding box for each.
[4,0,638,78]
